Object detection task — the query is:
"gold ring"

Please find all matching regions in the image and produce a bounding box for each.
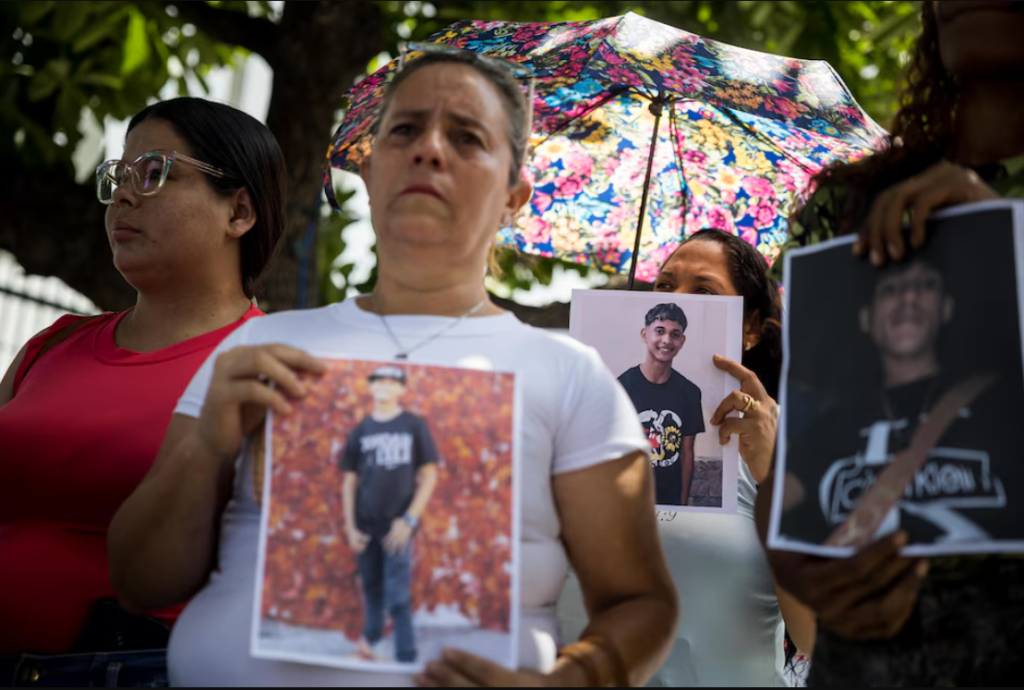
[742,395,757,414]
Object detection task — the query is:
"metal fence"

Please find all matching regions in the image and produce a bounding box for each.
[0,251,99,375]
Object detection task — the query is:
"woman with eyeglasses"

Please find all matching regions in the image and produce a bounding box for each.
[0,97,285,686]
[109,50,678,687]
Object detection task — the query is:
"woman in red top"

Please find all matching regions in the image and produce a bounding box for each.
[0,97,286,686]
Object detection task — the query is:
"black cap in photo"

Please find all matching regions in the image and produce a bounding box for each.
[368,365,407,385]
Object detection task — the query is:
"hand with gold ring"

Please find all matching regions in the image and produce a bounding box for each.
[709,355,778,484]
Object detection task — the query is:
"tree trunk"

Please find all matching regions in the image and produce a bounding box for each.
[258,1,385,312]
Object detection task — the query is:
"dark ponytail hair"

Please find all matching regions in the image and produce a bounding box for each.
[673,229,783,398]
[128,97,287,299]
[795,1,951,232]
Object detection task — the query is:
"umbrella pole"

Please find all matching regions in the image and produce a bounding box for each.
[628,100,665,291]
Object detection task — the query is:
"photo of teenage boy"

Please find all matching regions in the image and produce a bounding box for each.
[618,303,705,507]
[781,254,1024,547]
[339,365,439,663]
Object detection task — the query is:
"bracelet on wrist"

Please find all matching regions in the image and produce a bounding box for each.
[557,641,602,687]
[557,634,629,688]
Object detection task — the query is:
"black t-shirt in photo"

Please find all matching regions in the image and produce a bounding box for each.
[781,373,1024,548]
[339,410,438,538]
[618,366,705,506]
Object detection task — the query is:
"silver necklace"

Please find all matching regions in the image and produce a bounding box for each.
[372,294,488,360]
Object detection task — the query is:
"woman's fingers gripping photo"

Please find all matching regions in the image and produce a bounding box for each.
[709,354,778,483]
[198,344,326,460]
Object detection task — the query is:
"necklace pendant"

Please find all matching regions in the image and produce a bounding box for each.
[374,294,487,362]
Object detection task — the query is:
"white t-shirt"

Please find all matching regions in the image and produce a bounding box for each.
[168,298,649,688]
[558,460,788,687]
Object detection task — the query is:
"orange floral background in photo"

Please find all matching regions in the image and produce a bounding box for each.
[260,360,516,641]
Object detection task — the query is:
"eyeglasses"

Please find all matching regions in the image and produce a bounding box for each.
[95,150,234,205]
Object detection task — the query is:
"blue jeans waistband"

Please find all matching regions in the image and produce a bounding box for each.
[0,649,168,688]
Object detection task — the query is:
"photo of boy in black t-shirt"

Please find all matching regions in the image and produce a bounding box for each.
[618,303,705,507]
[780,251,1024,551]
[339,365,439,663]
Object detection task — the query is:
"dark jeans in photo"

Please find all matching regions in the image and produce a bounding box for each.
[357,538,416,663]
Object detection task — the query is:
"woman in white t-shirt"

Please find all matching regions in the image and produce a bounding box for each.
[108,50,678,688]
[559,230,815,687]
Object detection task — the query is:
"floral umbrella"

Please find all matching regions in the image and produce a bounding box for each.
[327,12,887,286]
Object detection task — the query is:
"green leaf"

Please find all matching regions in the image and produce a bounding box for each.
[78,72,125,90]
[750,2,773,29]
[49,59,71,80]
[53,1,93,41]
[776,17,806,55]
[121,10,152,76]
[56,86,83,129]
[27,70,58,102]
[151,23,171,64]
[19,1,56,25]
[869,8,921,48]
[72,7,131,54]
[19,114,58,162]
[106,89,135,120]
[192,68,211,94]
[215,43,238,64]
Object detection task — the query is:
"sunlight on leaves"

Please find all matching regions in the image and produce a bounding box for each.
[120,10,151,76]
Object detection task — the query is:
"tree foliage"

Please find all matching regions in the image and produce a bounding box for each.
[1,1,253,167]
[0,1,269,308]
[1,1,924,311]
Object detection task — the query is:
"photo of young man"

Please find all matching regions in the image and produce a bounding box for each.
[780,251,1024,550]
[339,365,439,663]
[618,303,706,507]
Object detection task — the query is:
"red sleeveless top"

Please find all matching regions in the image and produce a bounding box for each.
[0,305,261,653]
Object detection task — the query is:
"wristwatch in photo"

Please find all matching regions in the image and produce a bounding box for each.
[402,513,419,531]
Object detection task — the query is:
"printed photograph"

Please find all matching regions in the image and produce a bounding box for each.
[570,290,744,513]
[252,359,519,673]
[771,201,1024,557]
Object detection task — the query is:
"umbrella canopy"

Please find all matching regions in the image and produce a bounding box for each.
[328,12,886,283]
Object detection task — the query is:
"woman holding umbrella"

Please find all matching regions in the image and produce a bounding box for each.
[108,50,678,687]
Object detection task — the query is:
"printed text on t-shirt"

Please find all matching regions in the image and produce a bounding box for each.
[360,432,414,470]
